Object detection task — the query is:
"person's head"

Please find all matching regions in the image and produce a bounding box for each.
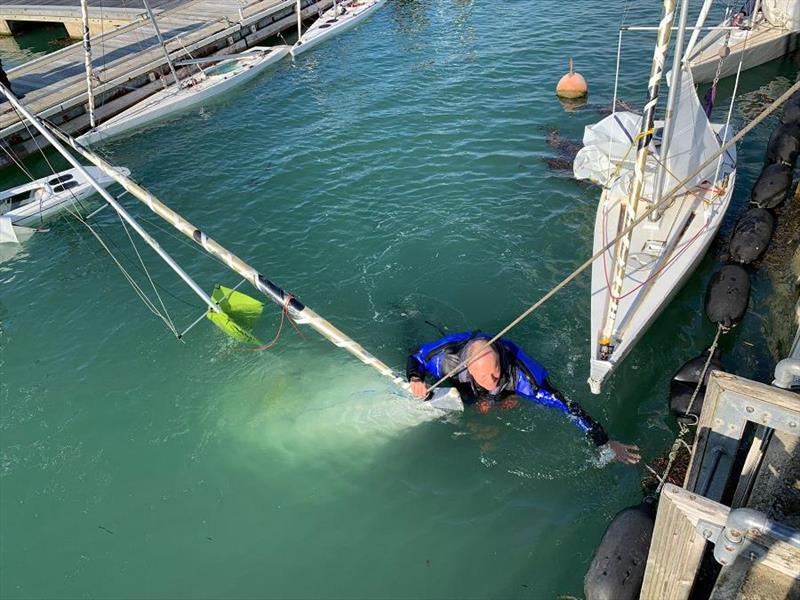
[465,340,500,391]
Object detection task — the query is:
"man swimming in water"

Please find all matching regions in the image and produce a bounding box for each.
[407,332,641,464]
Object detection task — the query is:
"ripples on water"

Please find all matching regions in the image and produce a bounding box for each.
[2,0,798,597]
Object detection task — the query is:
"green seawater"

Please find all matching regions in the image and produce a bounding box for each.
[0,24,70,69]
[1,1,798,597]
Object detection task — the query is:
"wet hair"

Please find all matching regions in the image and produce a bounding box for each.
[465,340,499,366]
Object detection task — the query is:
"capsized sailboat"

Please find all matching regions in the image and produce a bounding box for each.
[574,0,738,394]
[0,166,129,228]
[291,0,386,56]
[0,83,464,412]
[688,0,800,83]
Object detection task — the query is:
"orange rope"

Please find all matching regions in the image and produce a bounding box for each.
[245,294,305,352]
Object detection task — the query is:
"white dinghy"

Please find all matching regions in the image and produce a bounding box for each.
[574,0,738,394]
[291,0,386,56]
[0,166,129,229]
[78,45,289,146]
[687,0,800,83]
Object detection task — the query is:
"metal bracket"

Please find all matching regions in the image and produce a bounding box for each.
[697,509,800,567]
[713,390,800,435]
[696,519,765,566]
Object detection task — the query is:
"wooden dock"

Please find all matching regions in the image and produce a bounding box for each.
[0,0,330,168]
[0,3,141,37]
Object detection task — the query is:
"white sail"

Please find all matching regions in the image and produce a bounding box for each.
[575,71,724,195]
[573,111,644,187]
[763,0,800,28]
[0,217,33,244]
[660,69,723,196]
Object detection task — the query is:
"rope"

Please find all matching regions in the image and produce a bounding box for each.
[425,78,800,396]
[681,324,725,431]
[0,142,36,181]
[244,293,305,352]
[645,323,725,494]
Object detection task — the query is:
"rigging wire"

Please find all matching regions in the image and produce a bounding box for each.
[117,213,179,334]
[62,200,181,336]
[5,101,186,336]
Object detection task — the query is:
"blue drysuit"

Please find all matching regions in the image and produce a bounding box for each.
[407,331,609,446]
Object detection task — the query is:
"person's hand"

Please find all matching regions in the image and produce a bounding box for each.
[498,398,518,411]
[604,440,641,464]
[409,378,429,398]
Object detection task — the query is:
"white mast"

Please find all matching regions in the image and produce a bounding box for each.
[296,0,302,39]
[598,0,678,359]
[683,0,715,61]
[79,0,96,129]
[0,83,221,317]
[650,0,692,221]
[142,0,181,87]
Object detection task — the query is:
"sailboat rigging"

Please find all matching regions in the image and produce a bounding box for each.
[574,0,739,393]
[0,82,463,411]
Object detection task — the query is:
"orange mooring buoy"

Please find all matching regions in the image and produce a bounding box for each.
[556,58,588,99]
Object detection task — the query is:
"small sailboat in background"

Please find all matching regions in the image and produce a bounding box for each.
[77,0,289,145]
[574,0,738,393]
[688,0,800,83]
[291,0,386,56]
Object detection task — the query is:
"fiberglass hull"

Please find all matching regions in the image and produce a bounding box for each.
[588,126,737,394]
[291,0,385,56]
[78,46,290,145]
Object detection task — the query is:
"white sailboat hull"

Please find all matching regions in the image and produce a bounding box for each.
[78,45,290,145]
[0,166,129,228]
[587,123,736,394]
[688,21,800,83]
[291,0,385,56]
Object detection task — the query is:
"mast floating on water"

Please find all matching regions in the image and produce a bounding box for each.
[0,83,219,319]
[36,111,461,410]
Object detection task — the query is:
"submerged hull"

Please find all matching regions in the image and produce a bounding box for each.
[79,46,290,145]
[291,0,385,56]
